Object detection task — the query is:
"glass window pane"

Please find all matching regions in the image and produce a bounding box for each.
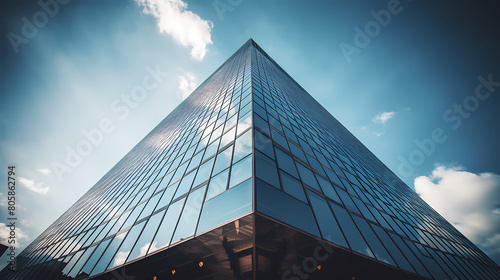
[68,246,96,277]
[371,223,415,272]
[307,191,348,248]
[211,123,224,141]
[237,112,252,136]
[171,186,207,244]
[193,158,215,187]
[94,220,116,243]
[109,221,146,269]
[224,113,238,132]
[173,170,196,199]
[221,127,236,147]
[187,151,204,173]
[337,188,360,214]
[137,192,162,221]
[255,152,280,188]
[368,204,392,230]
[230,154,252,188]
[233,129,252,163]
[213,145,233,175]
[127,211,164,262]
[390,232,431,278]
[106,215,127,240]
[254,102,266,118]
[351,215,395,266]
[275,148,298,178]
[156,182,178,210]
[254,113,270,135]
[324,166,344,188]
[197,178,252,234]
[206,168,229,201]
[84,239,111,276]
[352,196,376,221]
[171,161,188,183]
[239,104,251,123]
[296,163,321,191]
[92,231,127,275]
[62,250,84,277]
[149,199,185,253]
[271,129,288,150]
[255,129,274,160]
[257,179,320,237]
[203,138,220,161]
[306,154,325,176]
[283,126,298,144]
[289,142,307,162]
[328,202,373,258]
[280,171,307,203]
[121,204,145,230]
[316,176,340,203]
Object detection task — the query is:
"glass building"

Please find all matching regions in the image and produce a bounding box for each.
[2,39,499,280]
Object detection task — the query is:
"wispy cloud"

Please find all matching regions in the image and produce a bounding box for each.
[139,242,151,258]
[135,0,213,61]
[37,168,52,176]
[20,219,32,228]
[19,178,50,195]
[361,125,386,137]
[0,223,29,247]
[178,73,197,100]
[372,111,396,125]
[113,251,130,267]
[148,241,160,253]
[415,165,500,264]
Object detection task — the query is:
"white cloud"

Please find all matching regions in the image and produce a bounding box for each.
[37,168,52,176]
[361,125,385,137]
[113,251,130,267]
[136,0,213,61]
[139,242,151,258]
[414,165,500,263]
[18,177,50,195]
[177,73,197,100]
[372,111,396,125]
[148,241,161,253]
[20,219,32,229]
[0,223,29,247]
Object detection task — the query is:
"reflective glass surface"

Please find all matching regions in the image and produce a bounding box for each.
[280,170,307,203]
[171,185,207,243]
[307,191,348,248]
[256,179,321,237]
[4,39,498,280]
[150,199,184,251]
[196,178,252,234]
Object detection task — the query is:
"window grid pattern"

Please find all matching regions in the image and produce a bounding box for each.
[2,42,254,280]
[250,42,499,280]
[2,39,499,280]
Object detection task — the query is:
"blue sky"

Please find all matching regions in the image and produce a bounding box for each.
[1,0,499,267]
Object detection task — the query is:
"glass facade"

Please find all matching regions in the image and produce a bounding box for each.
[2,39,499,280]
